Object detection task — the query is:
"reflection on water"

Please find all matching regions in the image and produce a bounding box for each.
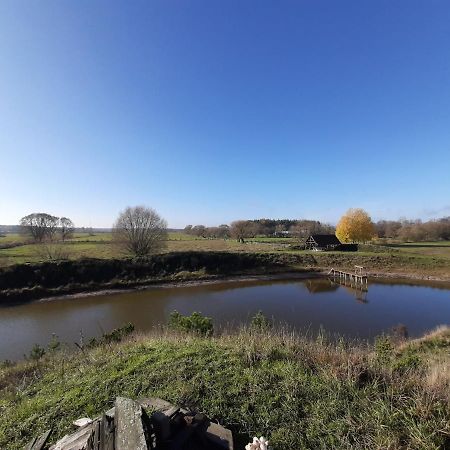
[1,277,450,360]
[305,279,339,294]
[327,278,369,303]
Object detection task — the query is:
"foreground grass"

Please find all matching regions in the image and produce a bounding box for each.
[1,327,450,449]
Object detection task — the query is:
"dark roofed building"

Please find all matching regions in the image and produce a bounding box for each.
[304,234,341,251]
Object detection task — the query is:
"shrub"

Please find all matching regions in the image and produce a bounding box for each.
[375,335,393,366]
[48,334,61,352]
[102,323,135,343]
[393,349,422,373]
[168,311,213,336]
[87,323,135,348]
[28,344,45,361]
[250,311,272,331]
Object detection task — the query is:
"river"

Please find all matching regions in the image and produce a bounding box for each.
[1,277,449,360]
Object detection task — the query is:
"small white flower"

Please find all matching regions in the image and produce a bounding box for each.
[245,436,270,450]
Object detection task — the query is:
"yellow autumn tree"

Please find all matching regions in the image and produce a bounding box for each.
[336,208,375,243]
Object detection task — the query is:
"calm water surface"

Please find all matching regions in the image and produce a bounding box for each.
[1,277,450,360]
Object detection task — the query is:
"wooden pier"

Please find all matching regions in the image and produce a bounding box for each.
[328,265,368,288]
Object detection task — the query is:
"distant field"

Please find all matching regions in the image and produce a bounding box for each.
[0,232,290,266]
[0,233,28,244]
[385,241,450,259]
[1,233,449,273]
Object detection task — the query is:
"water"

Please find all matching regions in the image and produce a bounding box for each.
[1,277,449,360]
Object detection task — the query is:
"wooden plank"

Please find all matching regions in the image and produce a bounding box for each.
[24,436,38,450]
[49,424,94,450]
[25,429,51,450]
[115,397,149,450]
[88,419,101,450]
[100,411,115,450]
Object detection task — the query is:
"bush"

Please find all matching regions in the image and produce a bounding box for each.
[87,323,135,348]
[374,335,393,365]
[48,334,61,352]
[168,311,213,336]
[250,311,272,331]
[28,344,45,361]
[393,349,422,373]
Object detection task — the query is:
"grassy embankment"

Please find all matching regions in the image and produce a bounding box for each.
[1,233,449,280]
[1,324,450,449]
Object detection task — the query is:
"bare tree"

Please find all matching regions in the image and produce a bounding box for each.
[60,217,75,241]
[20,213,59,242]
[230,220,252,243]
[183,225,193,235]
[112,206,168,257]
[217,224,230,239]
[191,225,207,238]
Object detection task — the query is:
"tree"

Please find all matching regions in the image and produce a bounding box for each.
[20,213,59,242]
[230,220,252,243]
[375,220,402,239]
[112,206,168,257]
[183,225,193,235]
[217,224,230,239]
[191,225,207,238]
[336,208,375,243]
[59,217,75,241]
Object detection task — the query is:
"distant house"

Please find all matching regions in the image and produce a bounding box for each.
[304,234,341,251]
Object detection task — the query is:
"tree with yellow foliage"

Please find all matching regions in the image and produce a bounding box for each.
[336,208,375,243]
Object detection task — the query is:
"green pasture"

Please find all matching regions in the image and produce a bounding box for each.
[1,233,449,277]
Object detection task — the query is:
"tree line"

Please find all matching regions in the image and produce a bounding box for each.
[14,207,450,262]
[20,213,75,242]
[375,217,450,241]
[185,216,450,243]
[184,219,335,241]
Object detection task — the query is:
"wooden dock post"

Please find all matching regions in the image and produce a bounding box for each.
[328,266,368,288]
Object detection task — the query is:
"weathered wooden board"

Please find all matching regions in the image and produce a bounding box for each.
[25,429,51,450]
[114,397,148,450]
[49,423,95,450]
[100,410,115,450]
[26,396,234,450]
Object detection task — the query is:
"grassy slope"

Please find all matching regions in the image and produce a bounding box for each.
[1,327,450,450]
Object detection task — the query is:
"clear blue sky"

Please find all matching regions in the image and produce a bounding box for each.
[1,1,449,228]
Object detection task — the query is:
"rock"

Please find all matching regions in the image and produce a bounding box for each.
[205,422,234,450]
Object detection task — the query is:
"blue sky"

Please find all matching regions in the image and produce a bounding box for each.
[1,1,449,228]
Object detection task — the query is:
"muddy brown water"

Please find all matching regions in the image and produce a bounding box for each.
[1,277,450,360]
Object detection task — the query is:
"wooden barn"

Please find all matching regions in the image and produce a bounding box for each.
[304,234,341,251]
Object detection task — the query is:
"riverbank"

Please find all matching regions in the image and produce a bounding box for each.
[1,325,450,450]
[34,270,324,303]
[1,250,449,304]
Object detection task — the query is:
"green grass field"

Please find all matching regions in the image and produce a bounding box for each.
[385,241,450,259]
[1,325,450,449]
[0,232,291,266]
